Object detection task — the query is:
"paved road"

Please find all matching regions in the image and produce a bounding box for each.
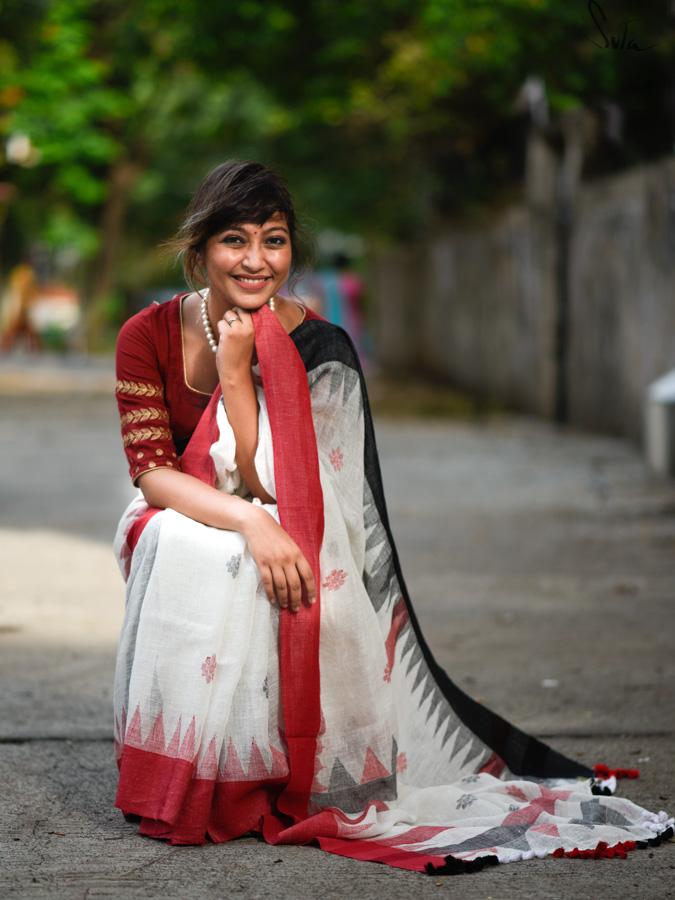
[1,384,674,899]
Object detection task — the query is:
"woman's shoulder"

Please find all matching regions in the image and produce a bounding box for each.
[117,294,180,344]
[295,312,361,373]
[115,294,184,379]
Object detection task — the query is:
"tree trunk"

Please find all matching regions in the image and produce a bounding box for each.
[84,159,140,347]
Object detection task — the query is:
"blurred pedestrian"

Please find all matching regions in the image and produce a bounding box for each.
[0,262,41,352]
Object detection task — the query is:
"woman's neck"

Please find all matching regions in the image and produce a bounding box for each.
[200,289,302,336]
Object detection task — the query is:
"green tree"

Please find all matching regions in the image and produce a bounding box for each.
[1,0,671,337]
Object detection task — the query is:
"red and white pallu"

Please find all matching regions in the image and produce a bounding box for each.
[112,304,673,874]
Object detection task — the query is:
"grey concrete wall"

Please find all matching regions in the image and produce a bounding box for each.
[366,243,420,372]
[421,205,558,418]
[568,159,675,442]
[371,157,675,444]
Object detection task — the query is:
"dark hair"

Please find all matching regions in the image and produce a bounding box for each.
[163,159,315,296]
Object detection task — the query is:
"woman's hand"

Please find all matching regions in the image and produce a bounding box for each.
[215,306,255,382]
[241,505,317,612]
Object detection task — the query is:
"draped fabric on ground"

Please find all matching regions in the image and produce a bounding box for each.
[112,304,673,873]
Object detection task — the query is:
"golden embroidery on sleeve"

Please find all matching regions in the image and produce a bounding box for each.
[120,406,170,427]
[123,426,172,447]
[116,379,163,399]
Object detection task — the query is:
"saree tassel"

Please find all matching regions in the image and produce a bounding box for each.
[592,763,640,780]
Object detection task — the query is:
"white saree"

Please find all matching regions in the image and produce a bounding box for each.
[111,308,673,872]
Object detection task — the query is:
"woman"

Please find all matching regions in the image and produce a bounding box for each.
[112,160,672,873]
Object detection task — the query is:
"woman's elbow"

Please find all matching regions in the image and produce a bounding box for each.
[137,467,175,508]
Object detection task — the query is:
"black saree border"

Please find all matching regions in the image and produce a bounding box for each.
[290,317,592,782]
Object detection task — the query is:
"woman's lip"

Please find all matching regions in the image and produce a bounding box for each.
[231,275,272,291]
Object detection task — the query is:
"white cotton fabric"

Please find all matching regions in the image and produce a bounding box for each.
[113,362,674,864]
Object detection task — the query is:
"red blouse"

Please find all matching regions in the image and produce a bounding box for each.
[115,292,213,484]
[115,291,308,485]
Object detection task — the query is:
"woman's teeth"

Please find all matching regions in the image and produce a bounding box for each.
[234,276,270,285]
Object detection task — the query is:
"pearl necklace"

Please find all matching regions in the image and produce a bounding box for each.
[199,287,276,353]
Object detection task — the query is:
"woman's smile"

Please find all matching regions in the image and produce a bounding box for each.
[231,274,273,291]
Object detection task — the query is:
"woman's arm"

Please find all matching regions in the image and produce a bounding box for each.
[214,309,275,504]
[138,467,316,611]
[138,466,253,532]
[220,367,275,504]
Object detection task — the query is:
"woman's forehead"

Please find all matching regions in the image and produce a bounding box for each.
[221,212,288,232]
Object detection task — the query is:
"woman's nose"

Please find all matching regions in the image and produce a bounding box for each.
[242,241,266,269]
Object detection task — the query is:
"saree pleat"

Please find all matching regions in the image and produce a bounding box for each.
[112,304,673,871]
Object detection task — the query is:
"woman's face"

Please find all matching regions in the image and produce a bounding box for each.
[202,210,293,310]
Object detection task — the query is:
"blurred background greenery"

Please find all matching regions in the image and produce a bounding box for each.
[0,0,672,357]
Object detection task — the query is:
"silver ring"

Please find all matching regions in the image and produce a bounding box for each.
[224,316,239,327]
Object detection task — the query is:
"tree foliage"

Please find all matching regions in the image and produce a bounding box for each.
[0,0,671,301]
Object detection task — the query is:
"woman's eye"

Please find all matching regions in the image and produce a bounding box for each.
[220,236,286,245]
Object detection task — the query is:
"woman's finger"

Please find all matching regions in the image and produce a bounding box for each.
[271,564,289,608]
[259,565,276,605]
[230,306,253,331]
[295,557,316,606]
[284,564,303,612]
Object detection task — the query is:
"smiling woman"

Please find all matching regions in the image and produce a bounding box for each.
[110,159,673,874]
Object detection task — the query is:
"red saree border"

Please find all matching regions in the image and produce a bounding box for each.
[316,834,450,873]
[251,304,325,821]
[116,745,289,845]
[115,744,450,869]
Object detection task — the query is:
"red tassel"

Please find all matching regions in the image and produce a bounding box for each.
[593,763,640,780]
[552,839,637,860]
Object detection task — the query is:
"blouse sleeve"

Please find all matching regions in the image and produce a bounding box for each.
[115,309,179,485]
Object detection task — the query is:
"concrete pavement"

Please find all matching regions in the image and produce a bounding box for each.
[1,366,674,898]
